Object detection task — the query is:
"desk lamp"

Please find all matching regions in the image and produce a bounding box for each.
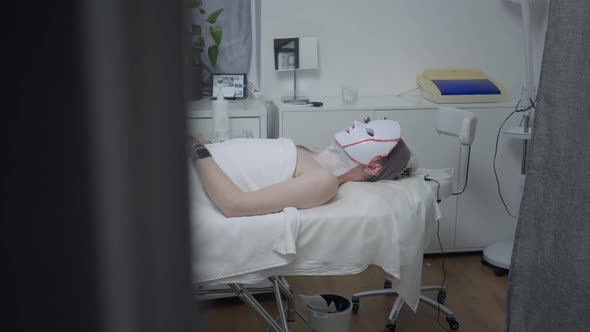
[273,37,319,105]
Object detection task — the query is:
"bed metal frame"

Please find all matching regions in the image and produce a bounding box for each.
[195,275,460,332]
[194,276,296,332]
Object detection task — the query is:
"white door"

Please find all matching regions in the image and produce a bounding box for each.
[281,110,373,148]
[375,109,461,252]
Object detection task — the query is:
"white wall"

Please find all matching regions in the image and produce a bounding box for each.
[260,0,549,99]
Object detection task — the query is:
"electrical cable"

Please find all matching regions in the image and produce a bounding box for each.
[493,109,518,218]
[452,145,472,195]
[395,86,420,96]
[295,309,309,327]
[519,114,526,127]
[435,218,450,332]
[423,176,450,331]
[427,177,441,202]
[492,100,529,218]
[493,97,536,218]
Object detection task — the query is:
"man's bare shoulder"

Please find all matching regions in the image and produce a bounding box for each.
[300,166,339,196]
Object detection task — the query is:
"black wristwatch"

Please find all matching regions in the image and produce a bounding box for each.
[191,143,211,161]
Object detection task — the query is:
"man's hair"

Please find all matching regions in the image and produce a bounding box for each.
[368,139,414,182]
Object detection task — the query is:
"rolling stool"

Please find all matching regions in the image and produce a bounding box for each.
[351,277,459,332]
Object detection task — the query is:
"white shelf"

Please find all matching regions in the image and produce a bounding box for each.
[275,95,416,111]
[502,126,532,140]
[398,91,518,109]
[273,91,518,112]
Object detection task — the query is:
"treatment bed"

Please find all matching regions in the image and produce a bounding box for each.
[189,164,448,331]
[190,108,474,331]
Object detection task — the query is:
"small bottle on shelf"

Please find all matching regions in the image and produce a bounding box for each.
[213,84,230,142]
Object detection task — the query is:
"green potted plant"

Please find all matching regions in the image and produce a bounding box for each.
[189,0,224,99]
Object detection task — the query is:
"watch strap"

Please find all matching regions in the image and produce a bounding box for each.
[191,144,211,161]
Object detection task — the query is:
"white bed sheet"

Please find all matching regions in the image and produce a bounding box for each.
[193,175,440,311]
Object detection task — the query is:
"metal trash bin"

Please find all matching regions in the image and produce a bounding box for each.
[305,294,352,332]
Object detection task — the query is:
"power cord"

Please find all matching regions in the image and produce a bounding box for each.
[493,110,518,218]
[493,98,535,218]
[423,176,450,331]
[435,216,450,332]
[452,145,472,196]
[395,86,420,96]
[424,176,441,202]
[295,309,309,328]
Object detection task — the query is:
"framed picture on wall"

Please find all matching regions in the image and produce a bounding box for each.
[211,73,247,99]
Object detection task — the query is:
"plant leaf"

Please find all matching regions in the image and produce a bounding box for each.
[208,45,219,67]
[199,8,206,14]
[210,26,222,46]
[206,8,224,24]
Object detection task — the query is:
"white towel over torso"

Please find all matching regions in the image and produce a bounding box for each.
[206,138,297,191]
[191,138,301,283]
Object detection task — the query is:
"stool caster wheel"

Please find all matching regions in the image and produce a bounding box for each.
[446,316,460,330]
[384,279,392,289]
[437,290,447,304]
[384,323,396,332]
[494,267,508,276]
[352,301,359,314]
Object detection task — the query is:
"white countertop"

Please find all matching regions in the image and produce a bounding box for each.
[276,95,415,111]
[187,91,519,117]
[398,90,518,109]
[274,90,518,111]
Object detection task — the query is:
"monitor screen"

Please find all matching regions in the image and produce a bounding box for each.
[211,73,247,98]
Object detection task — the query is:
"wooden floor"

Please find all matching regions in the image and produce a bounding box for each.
[196,254,509,331]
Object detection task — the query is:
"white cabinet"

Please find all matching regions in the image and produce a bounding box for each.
[187,97,268,140]
[272,96,521,253]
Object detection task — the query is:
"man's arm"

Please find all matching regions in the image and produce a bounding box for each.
[194,157,338,218]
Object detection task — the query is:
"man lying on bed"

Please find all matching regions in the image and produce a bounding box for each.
[191,120,414,218]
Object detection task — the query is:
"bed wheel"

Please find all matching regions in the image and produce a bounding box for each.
[494,267,508,276]
[437,290,447,304]
[384,323,396,332]
[384,279,392,289]
[446,316,460,330]
[352,302,360,314]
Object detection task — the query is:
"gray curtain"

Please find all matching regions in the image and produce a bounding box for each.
[505,1,590,331]
[197,0,252,73]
